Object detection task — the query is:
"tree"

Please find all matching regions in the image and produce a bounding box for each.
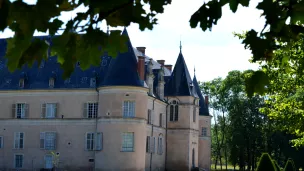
[256,153,277,171]
[273,160,281,171]
[1,0,304,85]
[284,159,296,171]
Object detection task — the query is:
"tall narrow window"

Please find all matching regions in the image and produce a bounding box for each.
[193,106,196,122]
[158,135,163,155]
[49,78,55,88]
[159,113,163,127]
[147,110,152,124]
[169,100,178,121]
[146,136,150,153]
[83,103,98,118]
[85,132,102,151]
[88,103,98,118]
[14,154,23,168]
[40,132,57,150]
[123,101,135,118]
[46,103,57,118]
[202,127,207,136]
[15,103,28,119]
[19,79,24,88]
[14,132,24,149]
[45,155,53,169]
[0,136,3,148]
[86,133,94,150]
[121,132,134,152]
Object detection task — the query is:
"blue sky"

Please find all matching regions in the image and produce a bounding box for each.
[0,0,265,82]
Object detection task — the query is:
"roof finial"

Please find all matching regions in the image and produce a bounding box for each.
[107,25,110,35]
[194,66,196,76]
[179,35,182,52]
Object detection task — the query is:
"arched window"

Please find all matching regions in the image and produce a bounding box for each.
[192,148,195,167]
[169,100,179,121]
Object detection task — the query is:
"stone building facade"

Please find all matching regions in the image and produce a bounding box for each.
[0,28,211,171]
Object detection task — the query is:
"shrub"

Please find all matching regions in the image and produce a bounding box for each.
[256,153,277,171]
[273,160,281,171]
[284,159,296,171]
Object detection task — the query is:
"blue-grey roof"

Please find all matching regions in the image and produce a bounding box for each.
[0,28,143,90]
[193,75,209,116]
[102,28,143,87]
[165,51,195,96]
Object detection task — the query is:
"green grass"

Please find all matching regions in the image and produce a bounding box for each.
[211,164,239,171]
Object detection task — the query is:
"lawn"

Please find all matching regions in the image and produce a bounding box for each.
[211,164,239,171]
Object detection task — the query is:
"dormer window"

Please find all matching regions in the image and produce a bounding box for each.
[90,78,96,88]
[49,78,55,88]
[19,79,24,88]
[169,100,179,121]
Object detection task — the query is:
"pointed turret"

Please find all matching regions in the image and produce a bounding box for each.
[193,75,209,116]
[165,51,194,96]
[102,28,143,87]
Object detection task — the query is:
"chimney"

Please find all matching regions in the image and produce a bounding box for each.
[164,64,172,71]
[157,60,165,67]
[137,56,145,80]
[205,96,209,106]
[136,47,146,55]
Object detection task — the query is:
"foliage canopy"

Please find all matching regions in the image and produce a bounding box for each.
[1,0,304,83]
[256,153,277,171]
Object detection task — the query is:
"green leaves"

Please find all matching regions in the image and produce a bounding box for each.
[0,0,10,31]
[245,70,269,98]
[0,0,170,78]
[189,1,222,31]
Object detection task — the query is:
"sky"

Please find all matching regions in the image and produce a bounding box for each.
[0,0,265,82]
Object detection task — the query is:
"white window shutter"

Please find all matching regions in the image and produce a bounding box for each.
[41,103,46,118]
[24,104,29,118]
[95,132,102,151]
[40,132,45,149]
[14,132,19,149]
[12,104,16,118]
[153,137,156,153]
[83,103,88,118]
[54,103,58,118]
[146,136,150,153]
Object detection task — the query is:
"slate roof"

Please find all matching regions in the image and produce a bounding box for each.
[193,75,209,116]
[0,28,147,90]
[165,51,196,97]
[102,28,143,87]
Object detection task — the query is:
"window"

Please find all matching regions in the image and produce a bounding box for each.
[19,79,24,88]
[123,101,135,118]
[14,103,28,119]
[41,103,57,118]
[88,103,98,118]
[121,132,134,152]
[146,136,150,153]
[14,132,24,149]
[85,132,102,151]
[151,137,156,153]
[49,78,55,88]
[84,103,98,118]
[147,110,152,124]
[193,106,196,122]
[90,78,96,88]
[86,133,94,150]
[14,154,23,168]
[45,155,53,169]
[40,132,56,150]
[0,136,3,148]
[159,113,163,127]
[169,100,179,121]
[158,136,163,155]
[202,127,207,136]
